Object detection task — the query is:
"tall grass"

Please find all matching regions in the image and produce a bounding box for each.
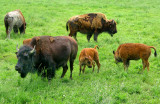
[0,0,160,103]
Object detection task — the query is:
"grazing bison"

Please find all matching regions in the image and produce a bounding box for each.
[23,38,32,46]
[66,13,117,42]
[15,36,78,80]
[113,43,157,71]
[79,45,101,75]
[4,10,26,39]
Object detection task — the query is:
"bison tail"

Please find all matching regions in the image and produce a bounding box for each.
[150,46,157,57]
[66,21,69,31]
[94,45,99,49]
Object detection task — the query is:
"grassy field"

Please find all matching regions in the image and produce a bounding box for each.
[0,0,160,103]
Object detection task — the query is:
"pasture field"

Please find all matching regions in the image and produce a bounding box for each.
[0,0,160,103]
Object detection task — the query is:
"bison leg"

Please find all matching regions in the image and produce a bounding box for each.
[79,64,82,75]
[73,32,77,41]
[123,60,129,71]
[41,71,47,78]
[142,60,146,70]
[95,61,100,73]
[19,24,25,34]
[94,53,101,73]
[37,68,46,78]
[61,65,68,78]
[4,21,9,35]
[147,61,150,71]
[126,60,130,72]
[87,34,92,42]
[94,31,99,42]
[92,61,95,72]
[7,25,13,39]
[13,26,18,34]
[142,59,149,71]
[82,65,86,73]
[70,60,75,80]
[47,66,55,81]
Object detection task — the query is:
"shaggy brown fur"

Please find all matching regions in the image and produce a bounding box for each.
[66,13,117,42]
[4,10,26,39]
[113,43,157,71]
[23,38,32,45]
[16,36,78,80]
[79,45,100,75]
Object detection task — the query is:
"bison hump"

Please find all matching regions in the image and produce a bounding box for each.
[91,14,107,29]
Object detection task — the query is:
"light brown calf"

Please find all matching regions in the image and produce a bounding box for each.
[79,45,101,75]
[113,43,157,71]
[23,38,32,45]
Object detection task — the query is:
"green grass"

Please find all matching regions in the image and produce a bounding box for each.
[0,0,160,103]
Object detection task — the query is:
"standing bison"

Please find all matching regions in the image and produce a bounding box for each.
[4,10,26,39]
[113,43,157,71]
[66,13,117,42]
[15,36,78,80]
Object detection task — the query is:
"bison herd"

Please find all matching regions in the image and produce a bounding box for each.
[4,10,157,80]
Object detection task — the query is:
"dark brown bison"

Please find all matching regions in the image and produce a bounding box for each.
[15,36,78,80]
[113,43,157,71]
[23,38,32,46]
[79,45,100,75]
[4,10,26,39]
[66,13,117,42]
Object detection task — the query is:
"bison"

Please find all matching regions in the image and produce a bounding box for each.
[66,13,117,42]
[15,36,78,80]
[4,10,26,39]
[23,38,32,46]
[79,45,100,75]
[113,43,157,71]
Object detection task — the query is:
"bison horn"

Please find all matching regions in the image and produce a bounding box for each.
[16,44,19,51]
[112,20,115,24]
[30,45,36,54]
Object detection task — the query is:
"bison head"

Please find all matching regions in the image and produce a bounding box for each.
[15,45,36,78]
[80,56,93,68]
[105,20,117,37]
[113,51,122,64]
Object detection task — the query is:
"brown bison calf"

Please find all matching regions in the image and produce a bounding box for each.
[79,45,101,75]
[113,43,157,71]
[66,13,117,42]
[23,38,32,45]
[4,10,26,39]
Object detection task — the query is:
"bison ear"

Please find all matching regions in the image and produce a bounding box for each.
[113,51,115,54]
[35,37,40,42]
[88,56,92,59]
